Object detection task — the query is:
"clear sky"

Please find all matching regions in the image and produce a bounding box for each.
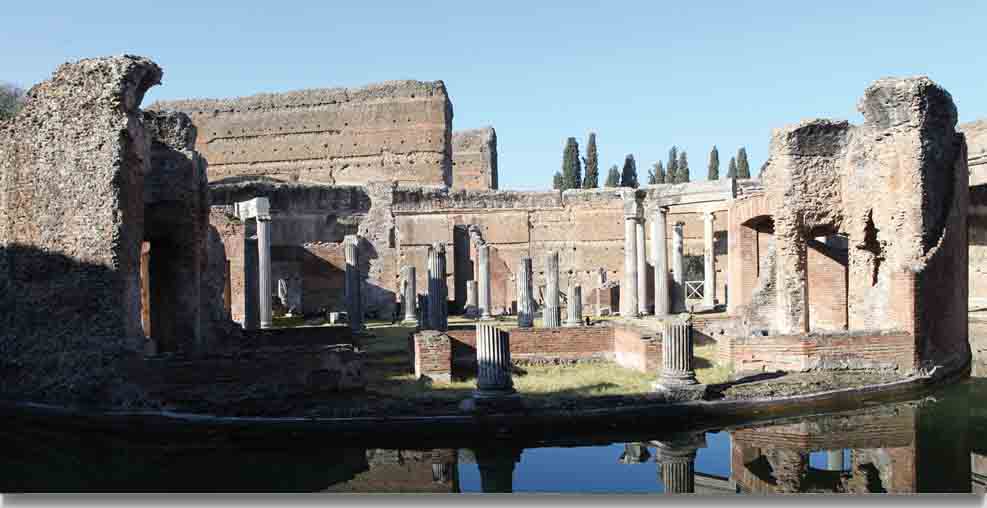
[3,1,986,189]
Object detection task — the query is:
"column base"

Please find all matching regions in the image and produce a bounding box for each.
[460,390,523,413]
[653,381,707,401]
[402,318,419,326]
[480,314,496,321]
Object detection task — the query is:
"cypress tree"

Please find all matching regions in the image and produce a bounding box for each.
[650,160,665,185]
[676,151,690,183]
[707,146,720,180]
[552,171,562,190]
[582,132,599,188]
[560,137,581,190]
[727,156,737,178]
[604,165,620,187]
[737,147,751,179]
[620,154,639,188]
[666,146,678,184]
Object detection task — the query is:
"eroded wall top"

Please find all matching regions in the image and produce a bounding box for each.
[451,127,497,190]
[150,80,453,187]
[960,119,987,185]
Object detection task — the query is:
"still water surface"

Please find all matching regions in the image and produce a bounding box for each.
[1,376,984,493]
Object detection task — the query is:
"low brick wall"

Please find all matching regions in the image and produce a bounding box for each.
[413,331,453,382]
[725,331,917,373]
[240,325,353,348]
[612,323,660,373]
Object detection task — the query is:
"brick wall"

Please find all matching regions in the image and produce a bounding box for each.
[806,239,848,332]
[612,323,660,373]
[413,331,452,382]
[725,331,916,373]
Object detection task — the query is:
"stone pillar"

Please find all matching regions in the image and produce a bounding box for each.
[825,450,844,471]
[702,211,716,309]
[401,265,417,324]
[565,283,583,327]
[465,280,479,318]
[517,257,534,328]
[478,243,493,320]
[344,235,364,333]
[544,251,561,327]
[672,222,686,312]
[257,216,272,328]
[653,207,670,317]
[618,443,652,464]
[636,219,649,316]
[622,209,640,318]
[474,323,515,396]
[657,316,698,387]
[474,447,522,493]
[427,242,448,331]
[243,233,258,330]
[654,433,706,494]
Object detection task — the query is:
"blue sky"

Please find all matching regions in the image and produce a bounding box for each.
[4,1,986,189]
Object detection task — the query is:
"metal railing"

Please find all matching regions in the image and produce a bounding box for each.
[685,280,704,300]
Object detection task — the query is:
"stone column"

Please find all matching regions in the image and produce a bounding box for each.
[653,207,670,317]
[544,251,561,327]
[657,316,698,387]
[517,257,534,328]
[465,280,479,318]
[565,283,583,327]
[618,443,652,464]
[427,242,448,331]
[401,265,417,324]
[257,216,272,328]
[477,243,493,320]
[636,219,649,316]
[654,433,706,494]
[672,222,686,313]
[473,447,522,493]
[825,450,844,471]
[622,209,640,318]
[474,323,515,396]
[703,211,716,309]
[344,235,363,333]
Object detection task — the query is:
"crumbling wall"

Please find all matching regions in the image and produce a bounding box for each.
[0,55,162,405]
[451,127,497,190]
[960,121,987,299]
[150,81,453,187]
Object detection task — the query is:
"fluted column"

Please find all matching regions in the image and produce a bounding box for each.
[465,280,479,318]
[474,447,522,494]
[517,257,534,328]
[618,443,652,464]
[566,283,583,327]
[401,265,417,324]
[672,222,686,312]
[623,215,640,318]
[703,211,716,309]
[658,316,697,386]
[653,207,669,316]
[478,243,493,320]
[475,323,515,396]
[544,251,561,327]
[427,242,448,331]
[654,433,706,494]
[257,216,272,328]
[636,220,649,316]
[344,235,363,333]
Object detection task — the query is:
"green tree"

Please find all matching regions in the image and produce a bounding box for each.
[560,137,582,190]
[0,83,26,121]
[736,147,751,178]
[552,171,562,190]
[581,132,599,188]
[666,146,678,184]
[676,150,690,183]
[727,156,737,178]
[604,165,620,187]
[707,146,719,180]
[649,160,665,185]
[620,154,638,188]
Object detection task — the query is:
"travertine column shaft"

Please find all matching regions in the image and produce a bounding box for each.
[465,280,478,318]
[672,222,686,312]
[474,447,522,494]
[478,243,493,319]
[566,284,583,327]
[654,433,705,495]
[544,251,561,327]
[427,243,448,331]
[653,208,670,316]
[825,450,844,471]
[636,220,649,315]
[257,217,273,328]
[623,217,640,317]
[475,323,515,394]
[659,317,697,386]
[401,265,417,324]
[517,257,534,328]
[344,235,363,333]
[703,211,715,308]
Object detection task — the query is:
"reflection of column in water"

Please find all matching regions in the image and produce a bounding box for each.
[473,447,523,493]
[618,442,652,464]
[825,450,844,471]
[653,432,706,494]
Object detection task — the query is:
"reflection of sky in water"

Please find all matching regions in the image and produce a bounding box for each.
[459,431,733,493]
